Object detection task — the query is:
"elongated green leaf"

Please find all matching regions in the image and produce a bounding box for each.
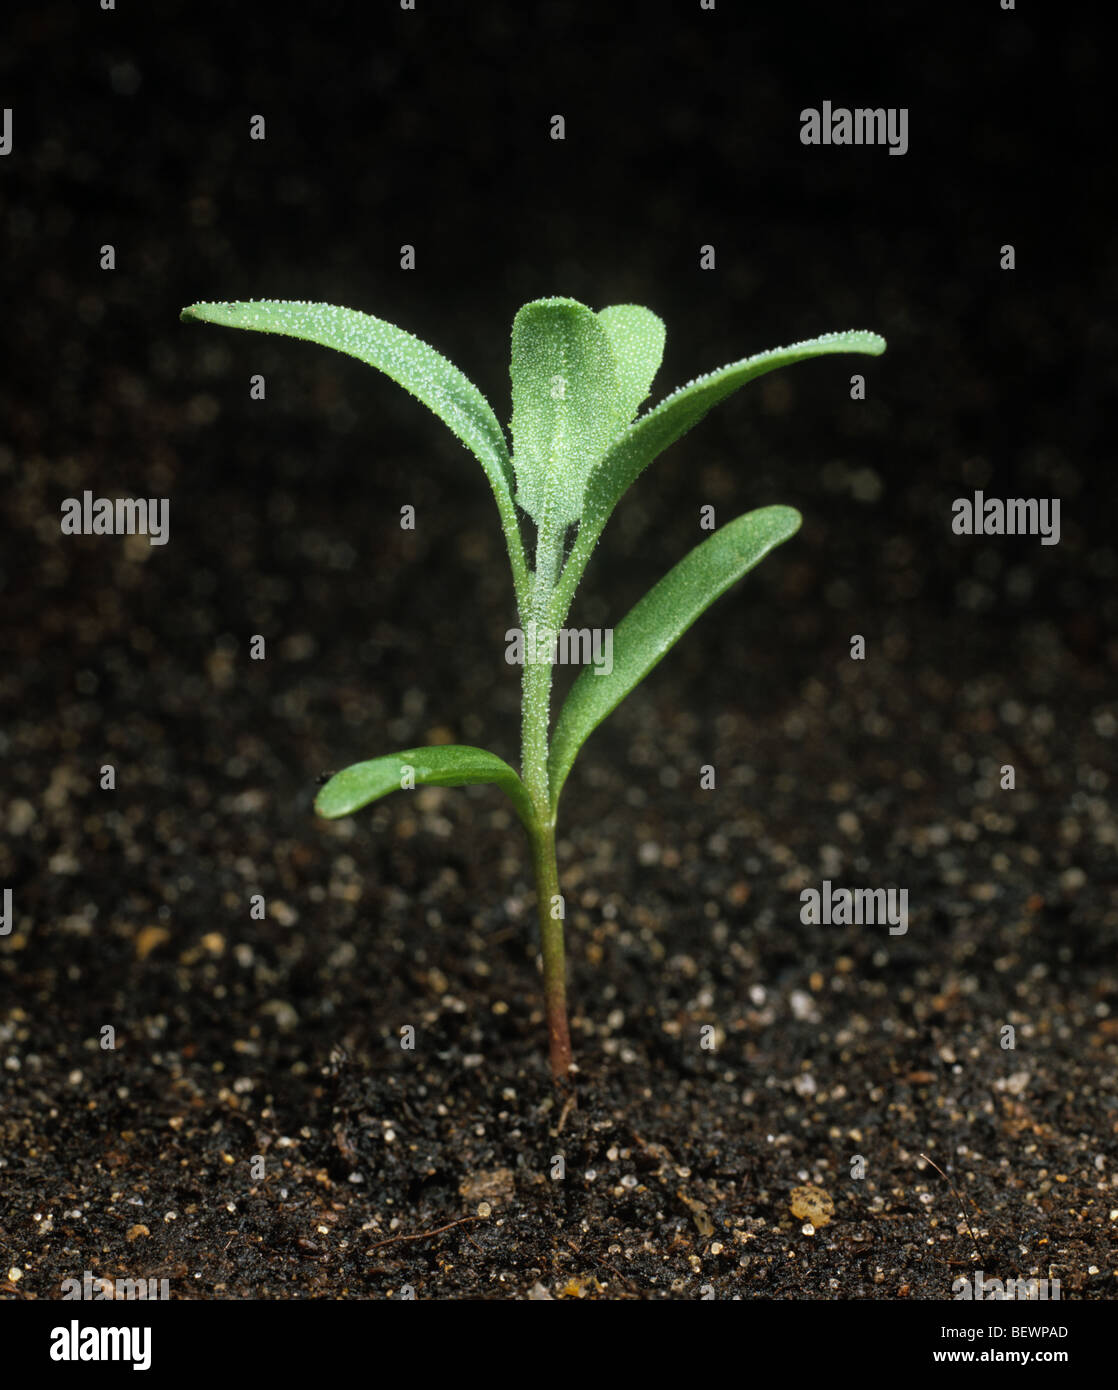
[510,298,620,529]
[548,505,802,809]
[555,330,885,621]
[181,299,529,602]
[316,745,536,830]
[597,304,666,436]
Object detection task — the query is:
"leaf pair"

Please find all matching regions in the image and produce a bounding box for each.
[509,299,665,530]
[313,504,801,822]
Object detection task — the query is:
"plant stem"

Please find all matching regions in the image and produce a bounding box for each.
[529,815,572,1082]
[520,519,572,1085]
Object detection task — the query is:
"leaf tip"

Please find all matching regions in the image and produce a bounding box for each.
[313,772,353,820]
[837,330,886,356]
[180,301,232,326]
[774,503,803,535]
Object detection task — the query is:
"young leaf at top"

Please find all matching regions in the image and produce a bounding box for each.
[510,298,620,531]
[596,304,666,437]
[180,300,529,602]
[554,330,885,620]
[315,744,535,830]
[548,504,802,809]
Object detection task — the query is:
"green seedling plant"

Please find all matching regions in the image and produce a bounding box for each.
[181,293,885,1085]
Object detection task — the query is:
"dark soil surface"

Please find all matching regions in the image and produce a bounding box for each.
[2,2,1114,1300]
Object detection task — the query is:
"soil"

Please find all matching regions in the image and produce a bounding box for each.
[1,1,1114,1302]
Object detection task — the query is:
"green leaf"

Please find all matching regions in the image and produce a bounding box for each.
[510,298,620,530]
[555,330,885,621]
[315,745,536,830]
[596,304,666,436]
[548,505,802,809]
[181,299,529,603]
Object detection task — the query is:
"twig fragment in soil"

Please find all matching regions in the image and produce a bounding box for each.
[367,1215,485,1254]
[919,1152,994,1268]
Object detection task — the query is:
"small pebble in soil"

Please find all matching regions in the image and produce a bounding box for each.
[789,1185,835,1228]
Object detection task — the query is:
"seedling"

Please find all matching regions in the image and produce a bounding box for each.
[180,294,885,1084]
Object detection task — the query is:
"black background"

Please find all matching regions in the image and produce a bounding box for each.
[5,0,1110,650]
